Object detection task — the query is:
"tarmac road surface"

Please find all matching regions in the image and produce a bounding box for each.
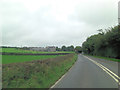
[53,54,119,88]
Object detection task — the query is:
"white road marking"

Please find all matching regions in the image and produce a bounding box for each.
[50,55,119,89]
[50,74,66,89]
[83,55,120,85]
[49,59,77,89]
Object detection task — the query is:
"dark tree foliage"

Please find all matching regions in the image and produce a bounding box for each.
[1,46,17,48]
[60,45,75,51]
[82,25,120,59]
[67,45,74,51]
[61,46,67,51]
[75,46,82,53]
[56,47,61,51]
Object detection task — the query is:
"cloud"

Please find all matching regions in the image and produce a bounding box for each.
[1,0,118,47]
[69,0,118,27]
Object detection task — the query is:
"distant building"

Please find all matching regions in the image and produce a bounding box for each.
[29,47,45,51]
[29,46,56,52]
[46,46,56,52]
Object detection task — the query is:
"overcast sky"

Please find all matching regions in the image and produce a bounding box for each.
[1,0,119,47]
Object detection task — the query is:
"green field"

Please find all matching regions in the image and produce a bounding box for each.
[2,55,62,64]
[1,48,74,54]
[2,47,77,88]
[3,54,77,88]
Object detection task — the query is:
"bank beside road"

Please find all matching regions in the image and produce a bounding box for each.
[53,54,118,88]
[3,53,77,88]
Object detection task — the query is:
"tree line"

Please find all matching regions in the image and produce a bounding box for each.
[82,25,120,59]
[1,45,82,53]
[56,45,82,53]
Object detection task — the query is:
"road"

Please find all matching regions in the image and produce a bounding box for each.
[53,54,119,88]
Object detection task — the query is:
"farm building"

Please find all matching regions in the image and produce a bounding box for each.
[29,46,56,52]
[46,46,56,52]
[29,47,45,51]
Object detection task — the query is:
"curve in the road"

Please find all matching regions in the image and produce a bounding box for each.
[83,55,120,85]
[51,54,119,88]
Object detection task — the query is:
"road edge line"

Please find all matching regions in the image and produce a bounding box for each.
[49,55,78,89]
[83,55,120,85]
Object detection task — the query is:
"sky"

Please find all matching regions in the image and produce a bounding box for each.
[1,0,119,47]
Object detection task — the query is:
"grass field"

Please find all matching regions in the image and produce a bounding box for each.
[1,48,74,54]
[2,47,77,88]
[2,55,62,64]
[3,54,77,88]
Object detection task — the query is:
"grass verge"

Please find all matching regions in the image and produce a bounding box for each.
[2,54,77,88]
[85,54,120,62]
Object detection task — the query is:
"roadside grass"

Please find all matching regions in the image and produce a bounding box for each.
[2,55,63,64]
[2,54,78,88]
[85,54,120,62]
[1,48,74,54]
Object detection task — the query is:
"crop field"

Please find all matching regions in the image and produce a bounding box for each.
[2,55,62,64]
[1,48,74,54]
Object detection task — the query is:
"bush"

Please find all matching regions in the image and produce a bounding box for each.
[82,25,120,59]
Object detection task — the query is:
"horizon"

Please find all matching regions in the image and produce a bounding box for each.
[0,45,79,48]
